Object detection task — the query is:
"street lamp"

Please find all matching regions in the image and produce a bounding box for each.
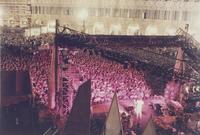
[77,9,88,33]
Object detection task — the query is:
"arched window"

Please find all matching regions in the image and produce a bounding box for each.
[127,24,140,35]
[93,22,105,34]
[110,24,121,35]
[145,25,158,35]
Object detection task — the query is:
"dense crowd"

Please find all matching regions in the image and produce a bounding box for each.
[1,26,25,46]
[0,26,54,47]
[67,49,152,104]
[29,50,51,106]
[164,80,181,100]
[0,52,31,71]
[1,49,51,106]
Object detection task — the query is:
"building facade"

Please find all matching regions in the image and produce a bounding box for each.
[1,0,200,36]
[0,0,31,27]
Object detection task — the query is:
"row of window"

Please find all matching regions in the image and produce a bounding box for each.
[31,6,191,21]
